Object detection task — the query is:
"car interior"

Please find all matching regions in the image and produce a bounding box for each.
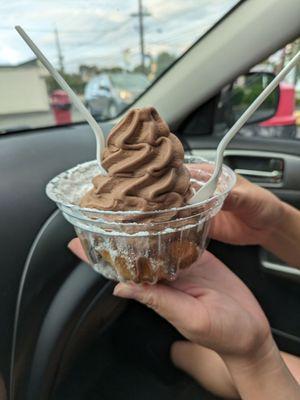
[1,0,300,399]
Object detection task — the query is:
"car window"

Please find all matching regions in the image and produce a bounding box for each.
[98,77,105,87]
[213,38,300,140]
[110,73,149,90]
[0,0,240,133]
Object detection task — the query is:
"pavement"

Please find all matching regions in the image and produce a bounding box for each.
[1,108,300,138]
[0,107,82,133]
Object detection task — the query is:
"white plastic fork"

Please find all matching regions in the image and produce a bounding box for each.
[15,25,107,175]
[190,50,300,204]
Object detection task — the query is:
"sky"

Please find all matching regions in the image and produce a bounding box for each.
[0,0,239,72]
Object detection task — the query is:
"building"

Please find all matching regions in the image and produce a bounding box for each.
[0,59,50,116]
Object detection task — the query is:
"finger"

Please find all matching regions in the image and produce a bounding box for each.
[68,238,89,263]
[222,191,240,211]
[113,282,207,340]
[221,174,251,212]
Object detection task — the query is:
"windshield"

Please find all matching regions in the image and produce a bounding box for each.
[110,73,149,90]
[0,0,240,132]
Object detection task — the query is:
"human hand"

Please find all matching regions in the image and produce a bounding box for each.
[68,239,300,399]
[188,164,284,246]
[68,237,269,356]
[113,250,270,358]
[112,250,300,398]
[211,174,285,245]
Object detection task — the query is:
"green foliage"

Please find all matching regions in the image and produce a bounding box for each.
[133,51,176,78]
[46,73,85,95]
[46,66,126,95]
[232,78,276,110]
[100,66,124,73]
[155,51,176,78]
[133,64,150,75]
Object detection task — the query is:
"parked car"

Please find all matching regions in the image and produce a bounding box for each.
[84,72,149,118]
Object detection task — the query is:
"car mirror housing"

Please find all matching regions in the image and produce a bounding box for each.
[220,72,280,126]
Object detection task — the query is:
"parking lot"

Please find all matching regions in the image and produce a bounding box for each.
[0,106,83,133]
[1,107,299,138]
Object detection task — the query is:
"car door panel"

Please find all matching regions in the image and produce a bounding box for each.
[186,135,300,196]
[260,248,300,283]
[185,135,300,157]
[210,241,300,351]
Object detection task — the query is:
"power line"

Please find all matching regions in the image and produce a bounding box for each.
[61,18,132,52]
[63,25,198,69]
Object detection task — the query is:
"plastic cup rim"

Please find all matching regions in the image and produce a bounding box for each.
[46,155,236,223]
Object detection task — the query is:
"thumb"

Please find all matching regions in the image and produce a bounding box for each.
[222,191,240,211]
[222,175,253,212]
[113,282,200,334]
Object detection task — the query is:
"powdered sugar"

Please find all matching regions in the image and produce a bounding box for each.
[46,161,99,206]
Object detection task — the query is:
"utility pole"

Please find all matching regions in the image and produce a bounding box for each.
[131,0,150,74]
[138,0,145,72]
[54,26,64,73]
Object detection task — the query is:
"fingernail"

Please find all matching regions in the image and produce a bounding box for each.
[67,238,76,249]
[113,282,142,299]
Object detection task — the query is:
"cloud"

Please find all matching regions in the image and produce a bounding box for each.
[0,45,23,64]
[0,0,239,70]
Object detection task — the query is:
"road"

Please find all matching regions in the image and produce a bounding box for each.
[0,108,300,138]
[0,107,83,133]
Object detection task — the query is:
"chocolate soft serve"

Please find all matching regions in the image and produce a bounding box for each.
[80,107,192,212]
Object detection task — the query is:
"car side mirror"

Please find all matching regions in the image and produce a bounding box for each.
[220,72,280,127]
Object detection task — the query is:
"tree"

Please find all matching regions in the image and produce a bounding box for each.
[133,64,150,75]
[46,73,85,95]
[155,51,176,78]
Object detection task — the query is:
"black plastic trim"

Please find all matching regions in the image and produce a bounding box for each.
[184,135,300,157]
[10,210,60,399]
[26,265,121,400]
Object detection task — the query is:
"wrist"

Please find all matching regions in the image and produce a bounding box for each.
[223,335,299,399]
[222,333,277,376]
[259,199,288,247]
[260,201,300,267]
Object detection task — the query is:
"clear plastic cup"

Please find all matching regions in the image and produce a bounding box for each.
[46,156,236,284]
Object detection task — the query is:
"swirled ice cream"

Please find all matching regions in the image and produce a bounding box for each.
[80,107,192,211]
[77,107,201,283]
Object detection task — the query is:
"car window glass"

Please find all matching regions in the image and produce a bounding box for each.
[213,38,300,140]
[0,0,240,133]
[98,77,105,87]
[102,76,110,88]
